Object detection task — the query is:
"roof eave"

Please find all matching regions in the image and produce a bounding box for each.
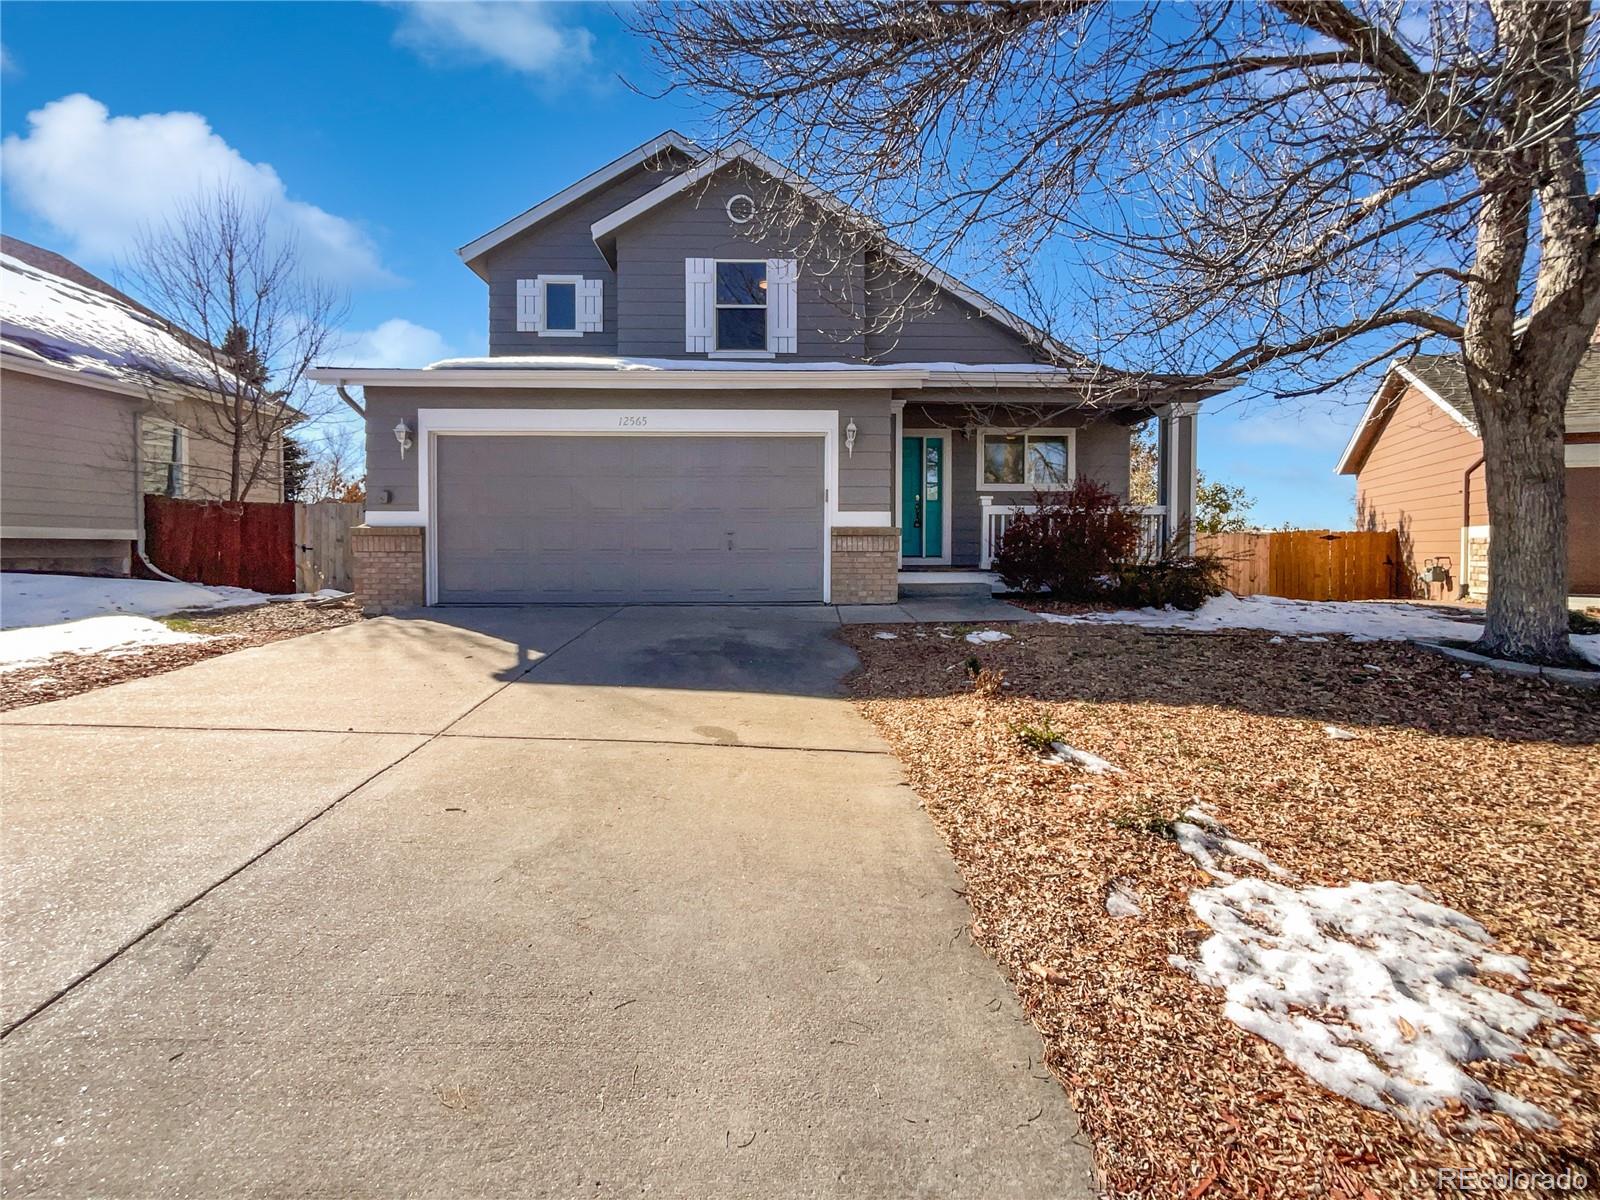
[456,130,700,270]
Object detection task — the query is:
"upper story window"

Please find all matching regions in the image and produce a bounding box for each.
[715,261,767,351]
[517,275,603,337]
[980,429,1074,490]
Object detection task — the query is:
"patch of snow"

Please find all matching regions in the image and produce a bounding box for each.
[1044,741,1122,775]
[1460,671,1474,680]
[1106,878,1143,918]
[0,615,207,671]
[0,254,232,391]
[1172,876,1579,1129]
[1267,636,1285,645]
[1034,593,1599,660]
[872,631,898,640]
[1171,808,1291,884]
[1323,725,1360,740]
[964,630,1012,645]
[1573,634,1600,667]
[1363,663,1382,671]
[2,573,275,630]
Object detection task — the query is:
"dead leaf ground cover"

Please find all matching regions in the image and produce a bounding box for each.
[0,598,359,712]
[843,621,1599,1200]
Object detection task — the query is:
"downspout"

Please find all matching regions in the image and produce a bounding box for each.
[336,384,366,419]
[1458,455,1485,599]
[132,403,186,583]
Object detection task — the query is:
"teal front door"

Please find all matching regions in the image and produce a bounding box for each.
[900,434,946,559]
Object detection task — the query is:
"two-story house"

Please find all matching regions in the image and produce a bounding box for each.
[311,133,1218,610]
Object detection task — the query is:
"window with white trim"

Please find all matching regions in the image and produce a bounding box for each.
[980,429,1075,489]
[517,275,603,336]
[714,260,767,351]
[141,417,186,497]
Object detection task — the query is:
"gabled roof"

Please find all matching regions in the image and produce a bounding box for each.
[457,130,698,269]
[586,141,1073,363]
[0,251,231,397]
[1335,349,1600,474]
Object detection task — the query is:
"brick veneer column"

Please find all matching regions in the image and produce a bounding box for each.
[351,525,425,615]
[830,526,901,605]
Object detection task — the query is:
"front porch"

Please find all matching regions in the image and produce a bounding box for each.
[890,398,1200,570]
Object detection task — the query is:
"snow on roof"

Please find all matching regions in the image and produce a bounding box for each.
[421,354,1091,376]
[0,252,227,393]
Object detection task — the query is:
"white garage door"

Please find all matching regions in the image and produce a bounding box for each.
[434,434,825,603]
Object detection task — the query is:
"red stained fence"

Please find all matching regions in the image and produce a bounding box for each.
[143,496,296,594]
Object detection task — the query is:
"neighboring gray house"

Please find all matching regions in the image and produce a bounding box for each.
[0,239,282,576]
[311,133,1214,610]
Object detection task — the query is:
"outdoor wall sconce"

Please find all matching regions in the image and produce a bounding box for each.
[845,418,858,457]
[394,419,414,460]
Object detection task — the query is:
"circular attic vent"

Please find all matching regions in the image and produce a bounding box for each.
[726,194,757,224]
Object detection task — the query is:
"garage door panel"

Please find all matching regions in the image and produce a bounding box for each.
[436,435,825,604]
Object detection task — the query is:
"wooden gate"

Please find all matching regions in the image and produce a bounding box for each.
[294,501,362,593]
[1198,529,1404,601]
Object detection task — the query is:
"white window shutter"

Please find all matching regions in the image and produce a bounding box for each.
[767,258,797,354]
[685,258,714,353]
[578,278,604,333]
[517,278,542,333]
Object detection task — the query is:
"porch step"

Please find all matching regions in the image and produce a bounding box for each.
[897,570,1001,600]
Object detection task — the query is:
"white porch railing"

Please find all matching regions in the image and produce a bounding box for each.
[979,496,1168,569]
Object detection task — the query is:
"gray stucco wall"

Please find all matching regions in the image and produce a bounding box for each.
[1,369,140,535]
[477,151,690,358]
[362,385,893,517]
[901,402,1132,564]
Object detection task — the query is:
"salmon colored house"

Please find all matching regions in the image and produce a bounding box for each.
[1336,349,1600,599]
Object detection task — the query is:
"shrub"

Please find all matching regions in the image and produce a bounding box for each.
[991,479,1142,598]
[1106,550,1228,611]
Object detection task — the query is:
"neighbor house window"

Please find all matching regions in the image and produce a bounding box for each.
[142,417,185,497]
[715,260,767,351]
[981,430,1073,488]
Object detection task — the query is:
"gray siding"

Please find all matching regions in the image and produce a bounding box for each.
[902,402,1132,564]
[865,258,1040,364]
[363,386,893,516]
[1,369,140,535]
[169,395,282,502]
[614,170,867,361]
[479,152,691,357]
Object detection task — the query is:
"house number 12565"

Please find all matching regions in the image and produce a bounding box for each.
[618,415,648,428]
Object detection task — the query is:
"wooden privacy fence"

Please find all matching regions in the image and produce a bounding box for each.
[145,496,362,595]
[1197,529,1405,601]
[144,496,296,594]
[294,501,362,593]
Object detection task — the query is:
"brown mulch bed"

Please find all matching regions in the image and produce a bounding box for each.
[0,598,360,712]
[843,621,1600,1200]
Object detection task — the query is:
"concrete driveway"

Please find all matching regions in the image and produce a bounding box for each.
[1,606,1093,1199]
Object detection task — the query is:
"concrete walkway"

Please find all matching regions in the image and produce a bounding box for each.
[1,606,1090,1199]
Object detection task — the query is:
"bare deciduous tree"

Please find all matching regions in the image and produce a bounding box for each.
[127,189,346,503]
[633,0,1600,663]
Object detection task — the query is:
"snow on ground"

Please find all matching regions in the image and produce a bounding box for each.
[965,630,1012,645]
[0,573,346,672]
[1045,742,1122,775]
[1041,593,1600,664]
[1166,815,1584,1129]
[0,616,208,671]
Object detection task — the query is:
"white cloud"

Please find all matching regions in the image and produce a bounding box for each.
[1,44,18,76]
[391,1,593,77]
[341,318,450,367]
[0,93,389,284]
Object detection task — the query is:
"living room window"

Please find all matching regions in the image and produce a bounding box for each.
[714,260,767,352]
[980,429,1075,490]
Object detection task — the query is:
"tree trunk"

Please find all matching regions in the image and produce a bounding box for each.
[229,398,244,502]
[1475,374,1571,663]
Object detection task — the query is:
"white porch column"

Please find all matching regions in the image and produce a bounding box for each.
[1157,402,1200,554]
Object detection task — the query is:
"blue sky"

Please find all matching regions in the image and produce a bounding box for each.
[0,1,1361,527]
